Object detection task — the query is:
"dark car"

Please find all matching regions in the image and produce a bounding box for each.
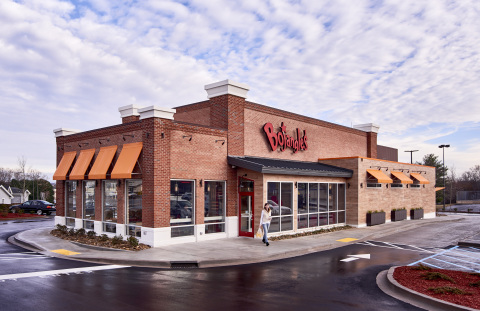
[10,200,56,215]
[170,200,192,219]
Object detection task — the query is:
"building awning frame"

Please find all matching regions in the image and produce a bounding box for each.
[390,171,413,184]
[410,172,430,184]
[111,142,143,179]
[366,169,393,183]
[88,145,118,180]
[70,149,96,180]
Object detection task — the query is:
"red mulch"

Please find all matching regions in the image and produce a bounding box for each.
[0,213,45,220]
[394,266,480,309]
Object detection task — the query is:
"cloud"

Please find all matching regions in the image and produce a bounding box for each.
[1,0,479,177]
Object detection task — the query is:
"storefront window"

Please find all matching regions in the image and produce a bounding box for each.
[103,180,117,233]
[297,183,346,229]
[204,181,225,234]
[267,182,293,233]
[170,180,194,237]
[83,181,95,230]
[126,180,142,237]
[66,181,76,227]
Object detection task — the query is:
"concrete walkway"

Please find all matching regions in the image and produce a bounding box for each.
[11,215,475,269]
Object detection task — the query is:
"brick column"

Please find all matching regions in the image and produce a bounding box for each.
[366,132,378,159]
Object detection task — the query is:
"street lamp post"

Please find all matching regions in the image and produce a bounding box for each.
[404,150,419,164]
[438,144,450,211]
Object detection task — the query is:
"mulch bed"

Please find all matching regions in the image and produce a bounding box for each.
[50,229,151,251]
[394,265,480,309]
[269,225,352,241]
[0,213,45,220]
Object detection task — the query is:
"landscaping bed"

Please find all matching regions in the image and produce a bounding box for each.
[394,265,480,309]
[51,225,150,251]
[0,213,45,220]
[269,225,352,241]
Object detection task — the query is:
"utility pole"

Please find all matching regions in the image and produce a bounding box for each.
[438,145,450,211]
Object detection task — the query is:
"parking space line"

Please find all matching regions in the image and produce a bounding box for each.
[437,253,480,266]
[420,261,443,269]
[408,246,458,267]
[430,257,480,272]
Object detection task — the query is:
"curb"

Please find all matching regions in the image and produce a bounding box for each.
[457,241,480,248]
[377,266,477,311]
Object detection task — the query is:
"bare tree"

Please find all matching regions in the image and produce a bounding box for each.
[17,156,28,203]
[29,169,46,200]
[0,168,14,187]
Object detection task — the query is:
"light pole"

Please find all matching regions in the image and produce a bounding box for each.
[404,150,419,164]
[438,144,450,211]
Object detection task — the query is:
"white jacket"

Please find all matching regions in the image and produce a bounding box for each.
[260,209,272,225]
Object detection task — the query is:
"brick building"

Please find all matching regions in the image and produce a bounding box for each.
[53,80,435,247]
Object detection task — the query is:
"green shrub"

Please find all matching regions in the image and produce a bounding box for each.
[422,272,455,283]
[469,281,480,287]
[127,236,139,247]
[56,224,68,234]
[87,230,97,239]
[76,228,86,237]
[18,208,24,214]
[410,264,432,271]
[68,228,76,236]
[99,234,109,242]
[428,286,471,295]
[112,235,123,245]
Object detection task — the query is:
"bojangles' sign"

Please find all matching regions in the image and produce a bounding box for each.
[263,122,308,153]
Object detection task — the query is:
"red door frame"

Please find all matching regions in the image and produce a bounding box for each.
[238,177,254,237]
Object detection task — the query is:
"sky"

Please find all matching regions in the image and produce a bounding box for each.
[1,0,479,180]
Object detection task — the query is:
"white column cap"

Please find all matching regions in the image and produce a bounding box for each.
[118,104,141,118]
[204,79,249,99]
[138,106,176,120]
[353,123,380,133]
[53,128,80,137]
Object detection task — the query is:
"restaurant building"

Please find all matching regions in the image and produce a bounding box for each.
[53,80,435,247]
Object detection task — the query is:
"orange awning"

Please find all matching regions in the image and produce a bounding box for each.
[70,149,96,180]
[88,145,118,180]
[53,151,77,181]
[366,169,393,183]
[111,142,143,179]
[410,172,430,184]
[391,171,413,184]
[435,187,445,192]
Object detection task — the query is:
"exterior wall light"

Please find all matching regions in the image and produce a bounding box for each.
[183,135,192,141]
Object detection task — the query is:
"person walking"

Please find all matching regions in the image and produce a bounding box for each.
[260,202,272,246]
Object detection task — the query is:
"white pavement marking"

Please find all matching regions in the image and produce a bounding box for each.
[0,265,130,281]
[381,242,404,250]
[348,254,371,259]
[0,257,48,261]
[340,257,358,262]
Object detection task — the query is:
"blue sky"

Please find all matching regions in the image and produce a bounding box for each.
[0,0,479,179]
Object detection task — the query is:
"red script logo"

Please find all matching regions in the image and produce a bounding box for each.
[263,122,308,153]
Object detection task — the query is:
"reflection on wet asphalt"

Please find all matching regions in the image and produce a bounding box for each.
[1,218,424,311]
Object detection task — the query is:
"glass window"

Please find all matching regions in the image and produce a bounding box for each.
[329,184,337,212]
[204,181,225,234]
[66,181,76,226]
[308,183,319,213]
[126,180,142,237]
[83,181,95,230]
[319,184,328,212]
[239,178,254,192]
[338,183,345,211]
[267,182,293,233]
[103,180,117,233]
[297,183,308,215]
[170,180,194,237]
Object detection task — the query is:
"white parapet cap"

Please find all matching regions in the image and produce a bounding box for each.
[118,104,141,118]
[138,106,176,120]
[53,128,80,137]
[204,79,250,99]
[353,123,380,133]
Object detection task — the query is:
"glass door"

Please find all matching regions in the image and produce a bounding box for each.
[238,177,254,237]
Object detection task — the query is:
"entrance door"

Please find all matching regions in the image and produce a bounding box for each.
[239,177,254,237]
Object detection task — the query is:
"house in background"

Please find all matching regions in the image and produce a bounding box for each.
[8,187,31,204]
[0,185,14,205]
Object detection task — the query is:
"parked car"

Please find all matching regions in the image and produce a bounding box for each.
[267,200,292,216]
[181,192,193,201]
[170,200,192,219]
[10,200,56,215]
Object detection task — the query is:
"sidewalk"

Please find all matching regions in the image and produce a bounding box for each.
[11,215,472,269]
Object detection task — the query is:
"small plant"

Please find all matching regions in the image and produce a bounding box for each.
[422,272,455,283]
[18,208,24,215]
[99,234,109,242]
[469,281,480,287]
[127,236,139,247]
[410,264,432,271]
[87,230,97,239]
[76,228,86,237]
[56,224,68,234]
[411,207,423,211]
[428,286,471,295]
[68,228,76,236]
[112,235,123,245]
[0,207,8,217]
[469,272,480,277]
[454,208,458,212]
